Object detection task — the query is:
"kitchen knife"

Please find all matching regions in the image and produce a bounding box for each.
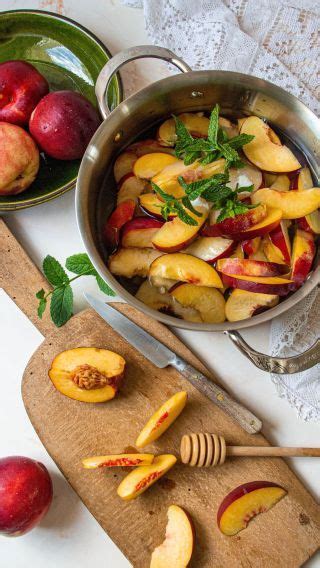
[84,293,262,434]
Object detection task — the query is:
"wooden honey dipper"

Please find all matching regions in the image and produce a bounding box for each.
[180,433,320,467]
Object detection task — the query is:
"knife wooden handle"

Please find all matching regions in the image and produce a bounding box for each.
[171,357,262,434]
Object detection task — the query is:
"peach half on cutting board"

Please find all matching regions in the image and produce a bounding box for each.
[150,505,195,568]
[48,347,126,403]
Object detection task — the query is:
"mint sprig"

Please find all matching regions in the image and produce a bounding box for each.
[36,253,115,327]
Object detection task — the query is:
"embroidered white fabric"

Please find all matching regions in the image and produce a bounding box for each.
[122,0,320,420]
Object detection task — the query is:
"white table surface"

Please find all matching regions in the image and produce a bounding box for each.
[1,1,319,566]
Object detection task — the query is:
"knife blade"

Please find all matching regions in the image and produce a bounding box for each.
[84,293,262,434]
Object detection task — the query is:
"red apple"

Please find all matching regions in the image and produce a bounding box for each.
[0,60,49,126]
[0,122,39,195]
[0,456,53,536]
[29,90,101,160]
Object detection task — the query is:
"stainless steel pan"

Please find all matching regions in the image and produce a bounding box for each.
[76,45,320,374]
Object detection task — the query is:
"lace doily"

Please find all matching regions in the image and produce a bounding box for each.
[123,0,320,420]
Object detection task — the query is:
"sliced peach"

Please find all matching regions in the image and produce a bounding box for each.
[128,139,175,156]
[235,207,282,240]
[48,347,126,403]
[139,193,176,220]
[157,113,210,146]
[149,253,223,288]
[228,163,262,192]
[184,236,234,263]
[114,151,136,183]
[136,280,173,311]
[217,258,288,277]
[263,235,287,265]
[82,454,154,469]
[226,289,279,322]
[117,454,177,500]
[202,204,267,238]
[222,273,293,296]
[248,244,268,262]
[230,243,245,259]
[103,199,135,250]
[108,247,164,278]
[291,229,315,287]
[251,188,320,219]
[218,481,287,536]
[242,237,261,256]
[136,392,188,448]
[152,158,225,192]
[219,116,239,138]
[150,505,195,568]
[117,174,148,205]
[152,208,208,253]
[269,220,291,264]
[121,217,163,248]
[240,116,300,172]
[264,172,277,186]
[296,167,320,234]
[270,174,290,191]
[170,283,226,323]
[133,153,178,179]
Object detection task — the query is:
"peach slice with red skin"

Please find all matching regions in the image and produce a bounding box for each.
[103,199,136,250]
[296,167,320,234]
[228,162,263,192]
[108,247,164,278]
[217,481,287,536]
[184,236,235,263]
[114,151,137,184]
[170,283,226,323]
[217,258,289,277]
[139,193,176,220]
[240,116,301,172]
[117,454,177,500]
[136,392,188,448]
[48,348,126,403]
[251,188,320,219]
[152,158,225,195]
[128,138,175,157]
[229,207,282,241]
[291,229,315,287]
[121,217,163,248]
[242,237,261,256]
[150,505,195,568]
[225,289,279,322]
[82,454,154,469]
[270,174,290,191]
[201,204,267,238]
[269,220,291,264]
[157,112,237,146]
[230,243,245,259]
[117,174,148,205]
[262,235,287,265]
[222,274,293,296]
[152,207,208,253]
[133,152,178,179]
[149,253,223,288]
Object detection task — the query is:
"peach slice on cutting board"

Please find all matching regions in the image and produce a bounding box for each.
[149,253,223,288]
[170,284,226,324]
[240,116,301,172]
[217,481,287,536]
[150,505,195,568]
[48,347,126,403]
[251,188,320,219]
[82,454,154,468]
[108,247,164,278]
[133,152,178,179]
[136,391,188,448]
[225,289,279,322]
[117,454,177,500]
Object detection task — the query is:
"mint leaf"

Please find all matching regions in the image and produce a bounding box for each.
[36,288,45,300]
[208,104,220,145]
[43,255,68,286]
[95,274,116,296]
[37,297,47,319]
[66,253,96,276]
[50,285,73,327]
[228,133,254,149]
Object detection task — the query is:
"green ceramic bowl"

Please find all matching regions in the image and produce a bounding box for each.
[0,10,122,211]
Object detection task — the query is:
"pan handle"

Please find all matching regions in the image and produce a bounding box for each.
[225,330,320,374]
[95,45,191,119]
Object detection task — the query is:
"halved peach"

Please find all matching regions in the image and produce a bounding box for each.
[82,454,154,468]
[149,254,223,288]
[269,220,291,264]
[133,153,178,179]
[108,247,164,278]
[270,174,290,191]
[117,454,177,500]
[296,167,320,234]
[251,188,320,219]
[150,505,195,568]
[291,229,315,286]
[228,163,262,192]
[48,347,126,403]
[240,116,301,172]
[136,392,188,448]
[217,481,287,536]
[114,151,136,183]
[184,236,234,263]
[217,258,288,277]
[152,208,208,253]
[242,237,261,256]
[121,217,163,248]
[139,193,176,220]
[225,289,279,321]
[170,283,226,323]
[202,204,267,238]
[117,174,148,205]
[222,274,293,295]
[103,199,136,250]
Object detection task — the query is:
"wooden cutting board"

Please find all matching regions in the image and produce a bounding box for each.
[1,217,320,567]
